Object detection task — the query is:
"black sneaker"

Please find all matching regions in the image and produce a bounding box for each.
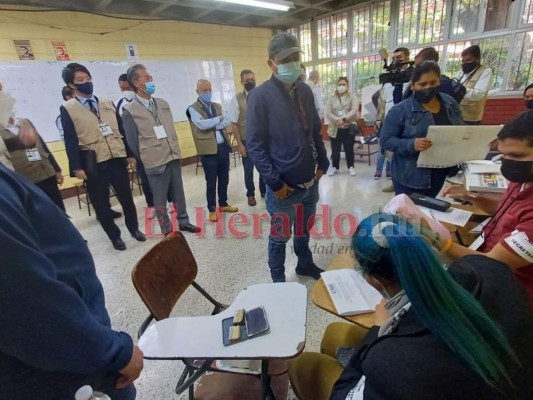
[295,263,324,280]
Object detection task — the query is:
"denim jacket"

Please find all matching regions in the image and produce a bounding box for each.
[380,93,463,190]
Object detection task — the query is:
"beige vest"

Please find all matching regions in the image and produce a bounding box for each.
[189,101,231,156]
[64,98,126,163]
[1,129,56,183]
[236,92,248,141]
[125,98,181,169]
[460,65,489,122]
[0,127,13,170]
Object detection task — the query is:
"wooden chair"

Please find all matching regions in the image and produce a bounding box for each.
[132,233,226,398]
[132,233,289,399]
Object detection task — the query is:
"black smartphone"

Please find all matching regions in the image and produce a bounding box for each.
[409,192,451,212]
[245,306,269,338]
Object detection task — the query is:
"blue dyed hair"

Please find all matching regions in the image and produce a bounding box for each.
[353,213,518,390]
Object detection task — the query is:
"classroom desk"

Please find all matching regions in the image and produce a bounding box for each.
[138,282,307,400]
[310,253,376,329]
[310,203,490,328]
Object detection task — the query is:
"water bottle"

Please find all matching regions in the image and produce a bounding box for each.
[75,385,111,400]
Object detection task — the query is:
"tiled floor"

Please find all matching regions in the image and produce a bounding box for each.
[67,146,394,399]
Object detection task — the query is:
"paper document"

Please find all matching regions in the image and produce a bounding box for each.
[465,160,502,174]
[321,269,383,316]
[417,125,503,168]
[464,165,508,193]
[419,206,473,227]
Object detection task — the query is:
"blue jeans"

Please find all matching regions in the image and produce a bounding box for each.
[265,183,319,282]
[392,168,450,197]
[201,144,230,212]
[375,152,391,173]
[242,140,266,197]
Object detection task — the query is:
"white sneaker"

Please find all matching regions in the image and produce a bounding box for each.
[349,167,356,176]
[327,168,338,177]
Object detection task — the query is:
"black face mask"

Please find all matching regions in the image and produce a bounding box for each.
[414,86,439,104]
[75,82,94,96]
[461,61,478,74]
[525,100,533,110]
[500,158,533,183]
[244,81,256,92]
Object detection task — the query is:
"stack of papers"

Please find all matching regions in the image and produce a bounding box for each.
[464,163,508,193]
[419,206,473,227]
[321,269,383,316]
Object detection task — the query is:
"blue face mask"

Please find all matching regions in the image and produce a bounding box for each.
[75,82,93,95]
[199,93,212,103]
[144,82,156,95]
[276,61,301,85]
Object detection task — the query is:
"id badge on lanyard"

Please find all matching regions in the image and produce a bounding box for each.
[99,122,113,136]
[26,148,41,161]
[154,125,168,139]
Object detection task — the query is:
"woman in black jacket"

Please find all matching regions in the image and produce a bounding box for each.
[289,213,533,400]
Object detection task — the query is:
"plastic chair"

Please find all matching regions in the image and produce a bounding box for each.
[132,232,227,399]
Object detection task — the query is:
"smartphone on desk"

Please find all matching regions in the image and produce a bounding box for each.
[245,306,269,338]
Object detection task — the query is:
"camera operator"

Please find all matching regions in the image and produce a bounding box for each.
[403,47,455,100]
[374,48,412,187]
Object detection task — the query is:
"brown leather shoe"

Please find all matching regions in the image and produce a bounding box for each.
[248,196,257,206]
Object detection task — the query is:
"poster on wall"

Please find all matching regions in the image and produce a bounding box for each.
[13,40,35,60]
[124,42,139,60]
[51,41,71,61]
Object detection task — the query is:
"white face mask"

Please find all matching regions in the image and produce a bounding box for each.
[123,90,135,101]
[337,85,347,94]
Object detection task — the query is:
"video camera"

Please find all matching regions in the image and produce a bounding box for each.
[378,48,415,85]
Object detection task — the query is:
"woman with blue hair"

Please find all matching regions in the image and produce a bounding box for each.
[289,213,533,400]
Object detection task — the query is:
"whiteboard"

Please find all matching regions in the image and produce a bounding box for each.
[0,60,236,142]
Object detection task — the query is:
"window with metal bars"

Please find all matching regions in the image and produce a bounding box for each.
[508,31,533,90]
[352,1,391,53]
[450,0,480,36]
[351,55,383,90]
[398,0,446,45]
[300,23,313,62]
[316,61,349,103]
[317,14,347,59]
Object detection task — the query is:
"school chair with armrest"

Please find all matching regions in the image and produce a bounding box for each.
[132,232,228,399]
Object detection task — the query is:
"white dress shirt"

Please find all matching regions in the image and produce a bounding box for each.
[306,80,324,119]
[454,66,494,102]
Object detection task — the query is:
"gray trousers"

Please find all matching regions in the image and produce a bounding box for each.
[146,159,190,234]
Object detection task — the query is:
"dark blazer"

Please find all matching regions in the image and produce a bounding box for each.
[331,255,533,400]
[246,75,329,191]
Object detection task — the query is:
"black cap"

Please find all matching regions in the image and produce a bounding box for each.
[268,32,300,61]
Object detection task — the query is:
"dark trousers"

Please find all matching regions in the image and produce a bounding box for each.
[201,144,230,212]
[35,175,65,212]
[330,128,355,169]
[392,168,450,198]
[465,121,482,125]
[242,140,266,197]
[86,158,139,241]
[135,158,154,207]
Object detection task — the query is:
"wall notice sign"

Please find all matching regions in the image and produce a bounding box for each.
[51,41,71,61]
[14,40,35,60]
[125,42,139,60]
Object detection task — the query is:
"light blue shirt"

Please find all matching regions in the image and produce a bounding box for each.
[76,94,98,113]
[188,99,230,144]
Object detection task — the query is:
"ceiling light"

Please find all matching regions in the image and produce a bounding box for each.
[214,0,294,12]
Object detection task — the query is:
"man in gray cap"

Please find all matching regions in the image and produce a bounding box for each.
[246,33,329,283]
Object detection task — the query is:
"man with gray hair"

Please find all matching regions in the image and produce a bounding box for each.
[306,70,324,120]
[187,79,238,222]
[122,64,199,235]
